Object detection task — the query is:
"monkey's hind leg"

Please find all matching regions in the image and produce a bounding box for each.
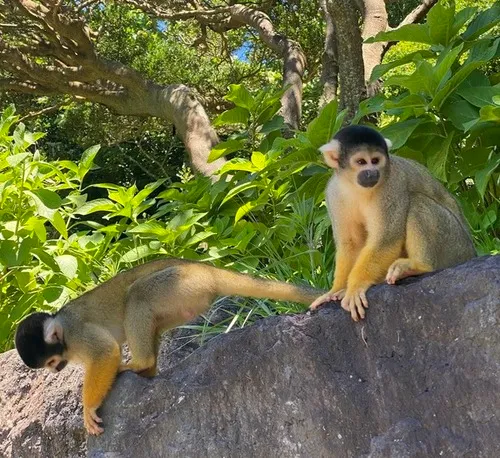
[120,294,159,377]
[386,201,437,285]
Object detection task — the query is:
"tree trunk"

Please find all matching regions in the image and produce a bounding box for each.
[319,0,339,108]
[361,0,389,95]
[326,0,366,121]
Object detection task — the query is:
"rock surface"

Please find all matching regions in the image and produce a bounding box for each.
[1,255,499,458]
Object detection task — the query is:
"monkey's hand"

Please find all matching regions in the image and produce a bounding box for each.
[341,287,368,322]
[84,406,104,436]
[309,289,345,311]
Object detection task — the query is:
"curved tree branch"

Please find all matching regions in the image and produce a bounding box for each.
[120,1,306,129]
[0,0,225,177]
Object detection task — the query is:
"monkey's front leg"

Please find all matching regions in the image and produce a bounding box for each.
[80,331,121,435]
[310,241,358,310]
[343,242,402,321]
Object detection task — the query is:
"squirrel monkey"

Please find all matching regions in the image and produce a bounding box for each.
[15,258,324,435]
[310,125,476,321]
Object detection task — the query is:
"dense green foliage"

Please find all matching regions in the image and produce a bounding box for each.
[0,1,498,351]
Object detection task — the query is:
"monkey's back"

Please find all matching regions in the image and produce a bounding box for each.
[389,156,476,267]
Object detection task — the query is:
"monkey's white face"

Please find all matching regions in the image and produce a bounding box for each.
[348,149,388,188]
[45,354,68,373]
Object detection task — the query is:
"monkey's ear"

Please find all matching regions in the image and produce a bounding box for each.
[44,318,63,344]
[385,138,392,150]
[319,139,341,169]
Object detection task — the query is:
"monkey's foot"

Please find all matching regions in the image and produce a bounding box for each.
[119,359,157,377]
[309,289,345,311]
[386,259,420,284]
[84,406,103,436]
[341,287,368,322]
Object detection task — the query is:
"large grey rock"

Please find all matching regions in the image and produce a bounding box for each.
[1,256,499,458]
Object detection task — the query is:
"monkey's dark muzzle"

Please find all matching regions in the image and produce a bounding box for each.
[358,169,380,188]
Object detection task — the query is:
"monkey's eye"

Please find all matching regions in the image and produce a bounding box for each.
[371,158,380,165]
[357,159,367,165]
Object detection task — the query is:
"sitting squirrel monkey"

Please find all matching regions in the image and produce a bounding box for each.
[310,125,476,321]
[15,258,325,435]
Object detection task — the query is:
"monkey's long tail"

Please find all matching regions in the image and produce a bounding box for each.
[211,268,325,305]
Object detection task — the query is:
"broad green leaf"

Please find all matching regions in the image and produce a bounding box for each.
[127,221,168,236]
[475,155,500,198]
[457,86,500,108]
[479,105,500,122]
[31,248,60,272]
[370,50,435,82]
[224,84,255,110]
[426,131,453,181]
[441,99,480,131]
[221,181,262,205]
[451,7,478,37]
[385,59,436,96]
[208,139,245,163]
[235,193,269,223]
[50,211,68,239]
[259,116,285,135]
[384,94,427,110]
[26,217,47,242]
[7,153,30,167]
[26,189,62,209]
[462,2,500,40]
[186,231,216,246]
[218,159,257,174]
[434,43,464,88]
[306,99,340,148]
[55,255,78,279]
[121,245,155,263]
[381,119,423,149]
[75,198,115,215]
[251,151,267,170]
[214,107,249,126]
[427,0,456,46]
[365,24,432,44]
[78,145,100,180]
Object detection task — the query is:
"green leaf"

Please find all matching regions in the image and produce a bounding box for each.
[365,23,432,44]
[441,99,480,131]
[251,151,267,170]
[306,99,340,148]
[235,193,269,223]
[50,211,68,239]
[127,221,168,236]
[370,50,435,82]
[259,116,285,135]
[121,245,155,263]
[27,189,62,209]
[221,181,262,205]
[462,2,500,40]
[385,59,436,95]
[214,107,249,126]
[475,155,500,198]
[208,139,245,163]
[7,153,30,167]
[457,86,500,108]
[427,0,456,46]
[78,145,100,181]
[381,119,423,149]
[426,131,453,181]
[431,38,500,108]
[55,255,78,279]
[451,7,477,37]
[479,105,500,122]
[224,84,255,110]
[434,43,464,88]
[75,198,115,215]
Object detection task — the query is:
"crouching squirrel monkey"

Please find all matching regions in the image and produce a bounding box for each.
[15,258,324,435]
[310,125,476,321]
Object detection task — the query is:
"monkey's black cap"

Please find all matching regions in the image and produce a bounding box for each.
[15,312,62,369]
[334,125,389,155]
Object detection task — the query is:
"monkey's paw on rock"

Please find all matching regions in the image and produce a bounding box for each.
[1,256,500,458]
